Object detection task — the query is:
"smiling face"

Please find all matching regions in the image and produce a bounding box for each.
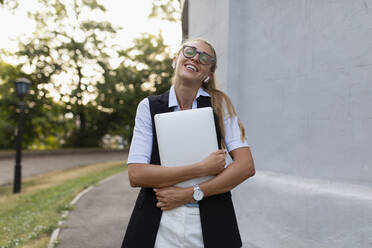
[173,40,215,85]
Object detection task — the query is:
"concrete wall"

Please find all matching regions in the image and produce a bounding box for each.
[227,0,372,185]
[188,0,372,247]
[188,0,230,91]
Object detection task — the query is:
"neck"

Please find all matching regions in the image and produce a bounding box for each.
[174,78,201,110]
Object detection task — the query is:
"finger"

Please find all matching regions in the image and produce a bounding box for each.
[155,191,167,198]
[215,150,224,154]
[217,149,227,155]
[154,188,165,193]
[155,187,170,192]
[156,196,166,202]
[156,201,165,208]
[155,189,166,195]
[161,205,172,211]
[157,194,166,199]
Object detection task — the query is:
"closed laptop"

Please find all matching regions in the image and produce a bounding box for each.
[154,107,218,188]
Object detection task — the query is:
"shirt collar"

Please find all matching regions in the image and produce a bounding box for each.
[168,85,211,108]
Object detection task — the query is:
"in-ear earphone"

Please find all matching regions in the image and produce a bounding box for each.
[203,76,210,83]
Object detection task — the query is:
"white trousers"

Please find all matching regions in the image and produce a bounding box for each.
[154,205,204,248]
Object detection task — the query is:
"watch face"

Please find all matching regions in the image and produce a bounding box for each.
[193,189,204,201]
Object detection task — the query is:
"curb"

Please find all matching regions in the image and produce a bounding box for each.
[47,173,120,248]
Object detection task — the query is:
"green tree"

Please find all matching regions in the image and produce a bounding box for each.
[16,0,118,147]
[149,0,181,22]
[0,0,19,10]
[0,62,21,149]
[0,61,65,149]
[95,33,173,147]
[1,1,181,149]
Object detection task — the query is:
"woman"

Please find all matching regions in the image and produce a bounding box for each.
[122,39,255,248]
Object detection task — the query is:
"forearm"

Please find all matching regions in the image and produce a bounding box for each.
[199,147,255,197]
[128,163,204,188]
[128,149,227,188]
[154,158,255,210]
[200,158,254,197]
[153,148,255,210]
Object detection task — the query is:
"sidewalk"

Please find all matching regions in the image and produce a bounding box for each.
[0,150,127,185]
[53,168,372,248]
[56,171,139,248]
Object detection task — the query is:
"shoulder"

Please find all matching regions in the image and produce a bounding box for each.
[137,98,150,112]
[221,99,235,121]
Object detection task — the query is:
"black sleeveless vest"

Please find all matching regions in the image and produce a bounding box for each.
[121,91,242,248]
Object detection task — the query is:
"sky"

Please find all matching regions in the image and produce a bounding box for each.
[0,0,182,56]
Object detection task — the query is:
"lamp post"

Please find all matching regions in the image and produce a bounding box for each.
[13,78,30,194]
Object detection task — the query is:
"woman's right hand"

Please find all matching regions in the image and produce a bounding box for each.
[198,149,227,176]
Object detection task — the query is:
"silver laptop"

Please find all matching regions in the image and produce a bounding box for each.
[154,107,218,188]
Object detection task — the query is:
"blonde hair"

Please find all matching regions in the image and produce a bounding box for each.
[173,38,246,147]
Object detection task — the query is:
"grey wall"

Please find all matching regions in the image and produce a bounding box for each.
[188,0,230,91]
[227,0,372,185]
[188,0,372,247]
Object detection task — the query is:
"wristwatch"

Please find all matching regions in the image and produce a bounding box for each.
[192,184,204,202]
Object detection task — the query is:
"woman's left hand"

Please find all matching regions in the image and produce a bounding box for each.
[154,186,192,211]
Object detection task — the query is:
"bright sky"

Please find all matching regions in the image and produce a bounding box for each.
[0,0,182,56]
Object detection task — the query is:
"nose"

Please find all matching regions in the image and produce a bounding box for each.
[191,53,200,63]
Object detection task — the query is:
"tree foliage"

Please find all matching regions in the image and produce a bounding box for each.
[96,33,173,147]
[0,0,19,11]
[149,0,181,22]
[0,0,178,149]
[15,0,118,147]
[0,62,21,149]
[0,61,65,149]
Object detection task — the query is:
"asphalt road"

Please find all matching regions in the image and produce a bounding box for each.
[0,151,127,185]
[57,171,139,248]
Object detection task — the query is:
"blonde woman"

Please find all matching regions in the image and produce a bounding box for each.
[122,39,255,248]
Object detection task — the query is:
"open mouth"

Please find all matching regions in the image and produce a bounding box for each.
[184,63,198,72]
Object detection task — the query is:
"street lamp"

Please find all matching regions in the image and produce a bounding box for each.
[13,78,31,194]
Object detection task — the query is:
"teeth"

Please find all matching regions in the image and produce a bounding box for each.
[186,64,197,71]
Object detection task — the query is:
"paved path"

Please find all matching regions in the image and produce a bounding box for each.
[52,167,372,247]
[0,151,127,185]
[234,171,372,248]
[55,171,260,248]
[57,171,139,248]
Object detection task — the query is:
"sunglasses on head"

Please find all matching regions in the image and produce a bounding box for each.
[182,45,215,65]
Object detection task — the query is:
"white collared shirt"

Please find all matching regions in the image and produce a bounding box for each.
[128,85,249,164]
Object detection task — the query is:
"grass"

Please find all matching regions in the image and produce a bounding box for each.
[0,161,126,248]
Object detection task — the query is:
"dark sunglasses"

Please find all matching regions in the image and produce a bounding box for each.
[182,45,215,65]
